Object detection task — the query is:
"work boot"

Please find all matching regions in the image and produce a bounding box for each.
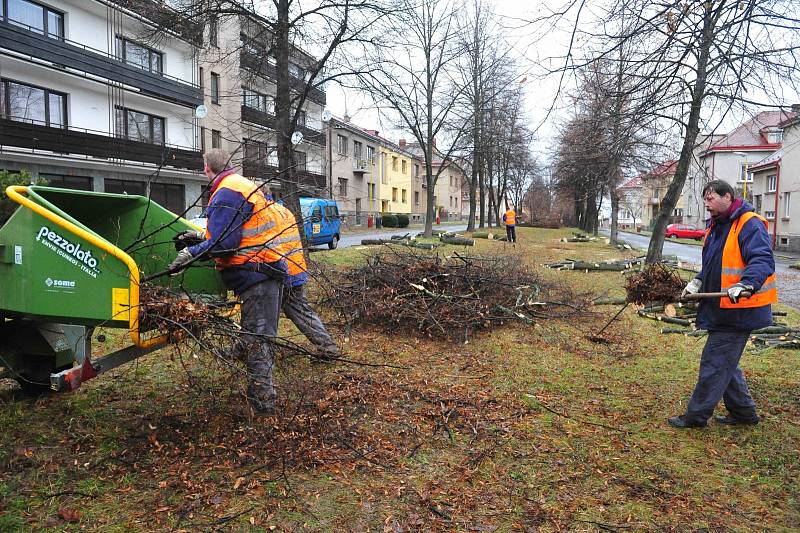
[667,415,707,429]
[713,414,760,426]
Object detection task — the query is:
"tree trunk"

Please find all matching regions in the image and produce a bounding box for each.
[610,185,620,244]
[274,0,307,250]
[478,161,486,229]
[646,4,717,264]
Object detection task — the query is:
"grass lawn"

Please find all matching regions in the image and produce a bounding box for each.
[1,227,798,531]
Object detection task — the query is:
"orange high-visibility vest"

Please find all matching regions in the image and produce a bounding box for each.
[505,209,516,226]
[206,173,283,269]
[269,202,307,276]
[703,211,777,309]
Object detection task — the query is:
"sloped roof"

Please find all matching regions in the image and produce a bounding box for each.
[706,110,794,152]
[619,176,643,189]
[749,148,782,171]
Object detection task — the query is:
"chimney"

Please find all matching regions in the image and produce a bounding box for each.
[343,112,351,122]
[399,138,406,148]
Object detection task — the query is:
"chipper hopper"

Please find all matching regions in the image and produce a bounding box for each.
[0,186,227,393]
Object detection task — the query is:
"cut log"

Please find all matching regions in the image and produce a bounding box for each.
[664,304,677,318]
[637,310,692,326]
[440,235,474,246]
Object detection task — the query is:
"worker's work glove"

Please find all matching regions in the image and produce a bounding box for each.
[727,283,754,304]
[173,230,205,251]
[168,248,194,276]
[681,278,702,299]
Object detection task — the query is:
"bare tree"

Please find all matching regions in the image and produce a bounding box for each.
[537,0,800,262]
[360,0,472,236]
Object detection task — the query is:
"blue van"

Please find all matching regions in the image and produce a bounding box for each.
[300,197,341,249]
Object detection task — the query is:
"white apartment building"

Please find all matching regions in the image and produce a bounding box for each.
[0,0,206,214]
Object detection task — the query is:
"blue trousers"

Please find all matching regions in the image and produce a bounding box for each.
[684,330,758,423]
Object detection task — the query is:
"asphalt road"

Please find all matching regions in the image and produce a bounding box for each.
[311,224,469,250]
[603,230,800,309]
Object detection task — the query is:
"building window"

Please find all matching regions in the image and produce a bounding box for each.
[767,131,783,143]
[402,160,407,174]
[337,134,347,155]
[210,72,220,104]
[392,157,398,171]
[150,183,185,214]
[755,194,762,212]
[392,187,398,202]
[288,62,306,80]
[1,79,66,128]
[199,66,204,90]
[296,109,306,127]
[115,106,164,144]
[369,183,376,198]
[200,126,206,152]
[781,237,788,246]
[242,88,274,114]
[784,192,791,218]
[208,19,218,47]
[765,210,775,220]
[39,174,92,191]
[5,0,63,40]
[353,141,363,161]
[105,179,146,196]
[294,150,307,171]
[739,164,753,182]
[414,164,419,178]
[673,208,683,217]
[767,174,777,192]
[116,36,163,74]
[367,146,375,163]
[211,129,221,149]
[402,189,407,203]
[338,178,348,197]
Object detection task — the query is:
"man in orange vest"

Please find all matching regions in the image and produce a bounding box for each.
[169,148,287,414]
[503,205,517,243]
[670,180,775,428]
[269,201,341,360]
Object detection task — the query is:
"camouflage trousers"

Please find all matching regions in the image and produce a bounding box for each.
[240,279,282,411]
[282,284,340,356]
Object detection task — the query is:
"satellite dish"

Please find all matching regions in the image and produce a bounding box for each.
[195,105,208,119]
[291,131,304,145]
[321,110,332,122]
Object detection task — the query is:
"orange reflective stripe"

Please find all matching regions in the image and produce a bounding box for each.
[205,173,283,268]
[719,211,777,309]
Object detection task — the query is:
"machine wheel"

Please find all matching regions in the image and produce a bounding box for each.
[328,235,339,250]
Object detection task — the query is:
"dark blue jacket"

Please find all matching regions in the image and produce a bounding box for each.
[696,201,774,332]
[188,185,286,294]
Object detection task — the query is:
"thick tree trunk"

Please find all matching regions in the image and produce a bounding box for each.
[646,4,717,264]
[610,185,620,244]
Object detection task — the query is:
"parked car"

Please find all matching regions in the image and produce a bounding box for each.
[300,197,341,249]
[665,223,705,240]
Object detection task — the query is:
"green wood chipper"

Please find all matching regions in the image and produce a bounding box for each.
[0,185,227,394]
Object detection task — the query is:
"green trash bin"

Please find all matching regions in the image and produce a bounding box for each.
[0,186,228,393]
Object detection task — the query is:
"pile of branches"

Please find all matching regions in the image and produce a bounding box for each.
[320,249,591,340]
[624,264,685,305]
[139,285,233,338]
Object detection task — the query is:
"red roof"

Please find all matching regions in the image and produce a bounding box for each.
[705,110,794,153]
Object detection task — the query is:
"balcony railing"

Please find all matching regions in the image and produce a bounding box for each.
[0,19,202,108]
[353,159,369,173]
[0,117,202,170]
[240,50,327,106]
[241,106,325,146]
[242,160,326,192]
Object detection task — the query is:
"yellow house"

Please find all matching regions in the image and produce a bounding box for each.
[378,142,413,214]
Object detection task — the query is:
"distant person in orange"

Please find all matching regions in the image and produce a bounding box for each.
[503,205,517,243]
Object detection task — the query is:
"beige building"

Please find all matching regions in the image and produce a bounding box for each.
[197,10,327,208]
[327,117,382,225]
